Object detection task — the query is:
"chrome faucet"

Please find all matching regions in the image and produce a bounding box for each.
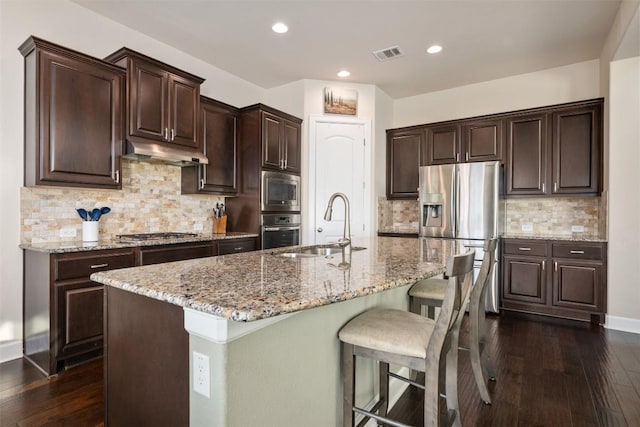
[323,192,351,248]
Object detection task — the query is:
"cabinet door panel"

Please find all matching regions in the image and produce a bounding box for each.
[462,119,503,162]
[553,260,602,311]
[506,114,547,195]
[283,120,301,173]
[131,60,166,141]
[190,98,238,194]
[55,282,104,356]
[552,106,600,194]
[39,51,122,187]
[387,130,422,199]
[262,113,282,169]
[502,256,546,304]
[426,125,458,165]
[169,75,199,148]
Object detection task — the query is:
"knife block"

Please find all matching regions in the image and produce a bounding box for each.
[213,215,227,234]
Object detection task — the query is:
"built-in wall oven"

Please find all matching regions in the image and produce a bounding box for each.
[261,171,300,212]
[261,214,301,249]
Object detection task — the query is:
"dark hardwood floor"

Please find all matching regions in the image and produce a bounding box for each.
[1,314,639,426]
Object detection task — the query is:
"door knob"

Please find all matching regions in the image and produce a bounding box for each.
[317,228,323,232]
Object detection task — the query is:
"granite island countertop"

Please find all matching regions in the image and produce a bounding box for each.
[90,236,448,322]
[20,232,259,253]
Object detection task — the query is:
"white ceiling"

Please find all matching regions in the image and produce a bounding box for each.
[74,0,622,99]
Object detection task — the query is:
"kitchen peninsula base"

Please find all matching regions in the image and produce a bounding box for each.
[106,284,416,427]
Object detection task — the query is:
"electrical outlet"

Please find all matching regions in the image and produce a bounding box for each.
[521,223,533,233]
[59,227,77,238]
[571,225,585,233]
[193,351,210,398]
[193,223,204,231]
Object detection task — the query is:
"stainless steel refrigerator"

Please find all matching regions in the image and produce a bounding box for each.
[418,161,501,313]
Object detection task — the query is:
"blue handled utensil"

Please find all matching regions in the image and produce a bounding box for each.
[76,208,89,221]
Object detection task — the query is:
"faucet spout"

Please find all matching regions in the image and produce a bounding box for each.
[324,192,351,248]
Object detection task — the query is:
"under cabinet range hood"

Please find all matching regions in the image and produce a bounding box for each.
[122,140,208,166]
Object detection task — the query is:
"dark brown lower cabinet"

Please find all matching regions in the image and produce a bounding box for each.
[217,237,257,255]
[501,239,607,323]
[24,236,258,376]
[105,286,188,427]
[24,248,137,376]
[139,241,216,265]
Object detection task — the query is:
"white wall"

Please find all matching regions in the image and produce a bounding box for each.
[374,87,394,199]
[393,60,600,128]
[607,56,640,332]
[300,80,377,245]
[0,0,265,362]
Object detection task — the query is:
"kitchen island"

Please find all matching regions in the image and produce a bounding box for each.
[91,236,450,426]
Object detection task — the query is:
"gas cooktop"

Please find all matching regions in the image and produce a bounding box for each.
[116,232,198,241]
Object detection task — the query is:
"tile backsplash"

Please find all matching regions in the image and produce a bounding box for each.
[21,159,224,244]
[377,196,604,237]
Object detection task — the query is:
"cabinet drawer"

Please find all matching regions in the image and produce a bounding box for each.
[552,243,603,260]
[55,249,136,281]
[503,240,547,257]
[217,239,256,255]
[139,243,214,266]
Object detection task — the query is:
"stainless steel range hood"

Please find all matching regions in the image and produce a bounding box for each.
[123,140,208,167]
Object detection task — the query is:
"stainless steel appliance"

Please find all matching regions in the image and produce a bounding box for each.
[418,161,501,312]
[261,213,301,249]
[261,171,300,212]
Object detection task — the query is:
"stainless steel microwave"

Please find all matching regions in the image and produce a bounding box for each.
[261,171,300,212]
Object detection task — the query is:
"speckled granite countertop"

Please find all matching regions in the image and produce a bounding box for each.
[20,232,259,253]
[90,236,448,322]
[376,230,607,243]
[501,234,607,243]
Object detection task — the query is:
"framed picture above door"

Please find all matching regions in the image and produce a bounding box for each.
[324,88,357,116]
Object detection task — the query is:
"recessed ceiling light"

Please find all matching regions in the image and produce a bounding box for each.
[337,70,350,78]
[272,22,288,34]
[426,45,443,54]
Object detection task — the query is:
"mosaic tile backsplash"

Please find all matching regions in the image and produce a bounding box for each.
[21,160,224,244]
[377,196,603,237]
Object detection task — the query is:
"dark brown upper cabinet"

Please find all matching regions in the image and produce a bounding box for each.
[461,118,504,163]
[505,99,602,197]
[105,48,204,149]
[20,37,124,189]
[386,128,424,199]
[551,103,601,195]
[423,124,459,165]
[182,97,238,195]
[260,109,302,174]
[506,113,548,196]
[422,120,502,166]
[386,97,603,200]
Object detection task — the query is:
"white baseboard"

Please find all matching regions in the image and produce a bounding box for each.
[0,340,22,364]
[605,315,640,334]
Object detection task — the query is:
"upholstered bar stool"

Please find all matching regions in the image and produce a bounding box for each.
[409,238,498,405]
[338,250,475,427]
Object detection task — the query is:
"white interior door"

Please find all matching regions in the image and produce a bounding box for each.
[314,121,366,244]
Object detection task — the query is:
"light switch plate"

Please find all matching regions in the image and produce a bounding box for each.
[193,223,204,231]
[521,223,533,233]
[571,225,585,233]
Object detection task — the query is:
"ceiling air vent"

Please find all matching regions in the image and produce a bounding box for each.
[372,45,405,61]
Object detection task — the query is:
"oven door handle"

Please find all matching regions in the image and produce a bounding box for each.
[263,226,300,232]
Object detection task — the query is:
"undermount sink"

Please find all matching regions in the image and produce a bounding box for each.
[272,244,366,258]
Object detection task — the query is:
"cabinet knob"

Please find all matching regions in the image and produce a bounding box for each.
[570,250,585,254]
[518,247,532,251]
[199,178,205,190]
[90,263,109,269]
[164,128,169,141]
[170,128,175,142]
[317,228,323,233]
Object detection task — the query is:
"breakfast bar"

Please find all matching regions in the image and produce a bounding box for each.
[90,236,450,426]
